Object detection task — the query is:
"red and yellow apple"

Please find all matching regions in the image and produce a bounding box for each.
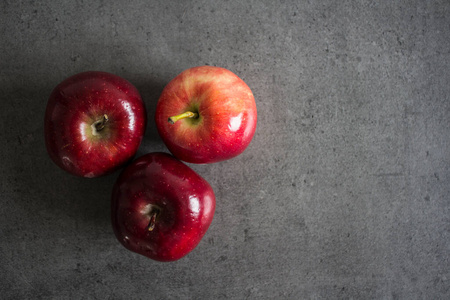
[155,66,257,164]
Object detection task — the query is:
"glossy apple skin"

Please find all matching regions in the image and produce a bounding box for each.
[111,152,216,262]
[155,66,257,164]
[44,71,146,177]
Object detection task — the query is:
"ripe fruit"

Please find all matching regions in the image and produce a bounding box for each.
[111,152,215,261]
[44,71,146,177]
[155,66,257,164]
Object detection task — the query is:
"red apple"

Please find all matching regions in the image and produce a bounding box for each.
[111,152,215,261]
[155,66,257,164]
[44,71,147,177]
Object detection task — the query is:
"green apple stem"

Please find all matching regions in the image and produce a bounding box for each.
[168,111,198,124]
[146,210,159,232]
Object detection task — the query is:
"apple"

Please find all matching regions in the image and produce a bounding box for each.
[111,152,215,261]
[44,71,147,177]
[155,66,257,164]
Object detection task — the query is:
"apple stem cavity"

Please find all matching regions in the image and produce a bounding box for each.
[168,111,198,124]
[147,210,159,231]
[91,114,109,136]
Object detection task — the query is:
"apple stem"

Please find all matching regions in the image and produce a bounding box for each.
[168,111,198,124]
[146,210,159,231]
[91,114,109,136]
[94,114,109,131]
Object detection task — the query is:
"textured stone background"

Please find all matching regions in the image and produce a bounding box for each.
[1,0,449,299]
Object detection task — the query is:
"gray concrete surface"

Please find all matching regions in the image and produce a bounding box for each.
[1,0,449,299]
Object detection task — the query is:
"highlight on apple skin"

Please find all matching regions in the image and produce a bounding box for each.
[111,152,216,262]
[155,66,257,164]
[44,71,147,178]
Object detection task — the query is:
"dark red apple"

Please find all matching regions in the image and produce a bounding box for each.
[155,66,257,164]
[44,71,147,177]
[111,152,215,262]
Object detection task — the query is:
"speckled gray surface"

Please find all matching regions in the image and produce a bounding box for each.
[1,0,450,299]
